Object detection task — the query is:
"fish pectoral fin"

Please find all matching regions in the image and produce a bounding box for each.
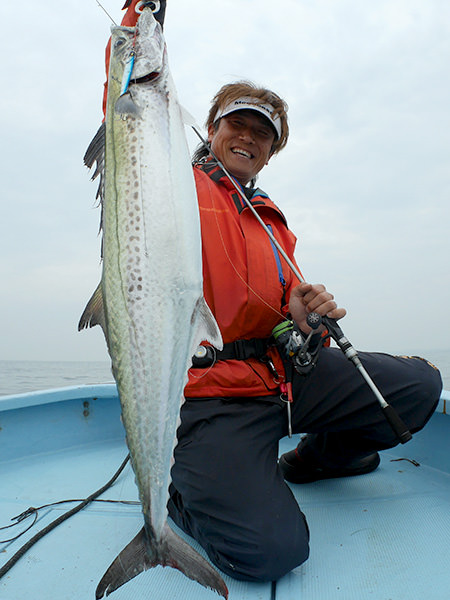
[95,524,228,599]
[115,91,142,118]
[180,104,199,128]
[78,284,106,335]
[194,297,223,351]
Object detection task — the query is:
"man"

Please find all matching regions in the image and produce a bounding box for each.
[166,82,441,582]
[105,2,442,584]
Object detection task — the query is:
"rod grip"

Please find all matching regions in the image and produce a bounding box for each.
[382,404,412,444]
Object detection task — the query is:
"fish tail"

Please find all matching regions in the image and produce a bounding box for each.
[95,523,228,599]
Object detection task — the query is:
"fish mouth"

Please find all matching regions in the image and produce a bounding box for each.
[133,71,160,84]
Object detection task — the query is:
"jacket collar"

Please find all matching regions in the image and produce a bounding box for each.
[195,158,284,212]
[195,159,288,221]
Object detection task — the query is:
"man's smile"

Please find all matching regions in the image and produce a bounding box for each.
[231,147,254,159]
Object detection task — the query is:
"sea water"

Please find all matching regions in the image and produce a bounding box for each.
[0,360,114,396]
[0,349,449,397]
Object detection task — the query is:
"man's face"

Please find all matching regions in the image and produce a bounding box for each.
[207,110,276,186]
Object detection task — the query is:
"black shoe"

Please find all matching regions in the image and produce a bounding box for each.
[279,439,380,484]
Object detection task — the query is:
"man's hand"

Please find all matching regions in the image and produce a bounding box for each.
[289,282,346,334]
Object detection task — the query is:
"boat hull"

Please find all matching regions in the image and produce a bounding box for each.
[1,386,449,599]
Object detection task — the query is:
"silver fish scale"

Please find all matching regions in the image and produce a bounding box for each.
[97,12,224,544]
[81,11,226,599]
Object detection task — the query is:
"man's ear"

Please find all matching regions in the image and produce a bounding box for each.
[266,150,275,165]
[207,123,216,143]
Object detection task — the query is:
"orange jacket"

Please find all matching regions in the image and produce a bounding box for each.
[185,162,303,398]
[102,3,305,398]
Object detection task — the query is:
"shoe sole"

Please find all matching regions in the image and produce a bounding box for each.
[279,452,381,484]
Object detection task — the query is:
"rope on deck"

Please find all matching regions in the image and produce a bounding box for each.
[0,454,130,580]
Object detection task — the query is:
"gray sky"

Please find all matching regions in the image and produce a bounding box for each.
[1,0,449,362]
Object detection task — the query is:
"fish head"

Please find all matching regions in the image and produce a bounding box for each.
[109,8,167,117]
[110,9,166,84]
[132,7,166,82]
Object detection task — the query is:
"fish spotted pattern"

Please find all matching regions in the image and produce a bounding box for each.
[79,7,226,599]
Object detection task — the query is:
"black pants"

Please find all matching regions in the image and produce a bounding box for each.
[168,350,442,582]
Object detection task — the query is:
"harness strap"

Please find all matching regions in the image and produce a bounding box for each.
[217,338,269,360]
[192,338,269,368]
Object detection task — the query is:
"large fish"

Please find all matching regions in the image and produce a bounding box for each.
[79,6,226,599]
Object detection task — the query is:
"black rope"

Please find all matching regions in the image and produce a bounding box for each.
[0,511,38,544]
[0,454,130,580]
[0,497,140,545]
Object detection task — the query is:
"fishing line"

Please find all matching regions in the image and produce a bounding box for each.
[0,511,38,544]
[94,0,118,25]
[202,169,285,322]
[192,126,303,285]
[191,125,412,444]
[0,499,140,545]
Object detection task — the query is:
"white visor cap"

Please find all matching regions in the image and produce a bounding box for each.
[213,96,282,140]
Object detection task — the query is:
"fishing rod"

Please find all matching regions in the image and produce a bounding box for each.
[191,125,412,444]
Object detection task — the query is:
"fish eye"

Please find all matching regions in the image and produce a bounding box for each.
[114,37,126,49]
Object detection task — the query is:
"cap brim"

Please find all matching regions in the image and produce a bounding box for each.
[213,98,281,139]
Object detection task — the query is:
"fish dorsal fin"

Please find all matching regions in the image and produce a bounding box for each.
[78,283,106,338]
[84,122,106,231]
[84,122,106,260]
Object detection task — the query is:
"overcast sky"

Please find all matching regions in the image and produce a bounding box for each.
[1,0,449,363]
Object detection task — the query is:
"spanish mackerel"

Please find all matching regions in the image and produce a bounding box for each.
[79,6,226,598]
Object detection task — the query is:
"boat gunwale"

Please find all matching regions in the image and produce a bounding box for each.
[1,384,449,414]
[0,383,118,412]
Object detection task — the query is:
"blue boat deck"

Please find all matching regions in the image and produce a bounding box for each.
[1,386,449,599]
